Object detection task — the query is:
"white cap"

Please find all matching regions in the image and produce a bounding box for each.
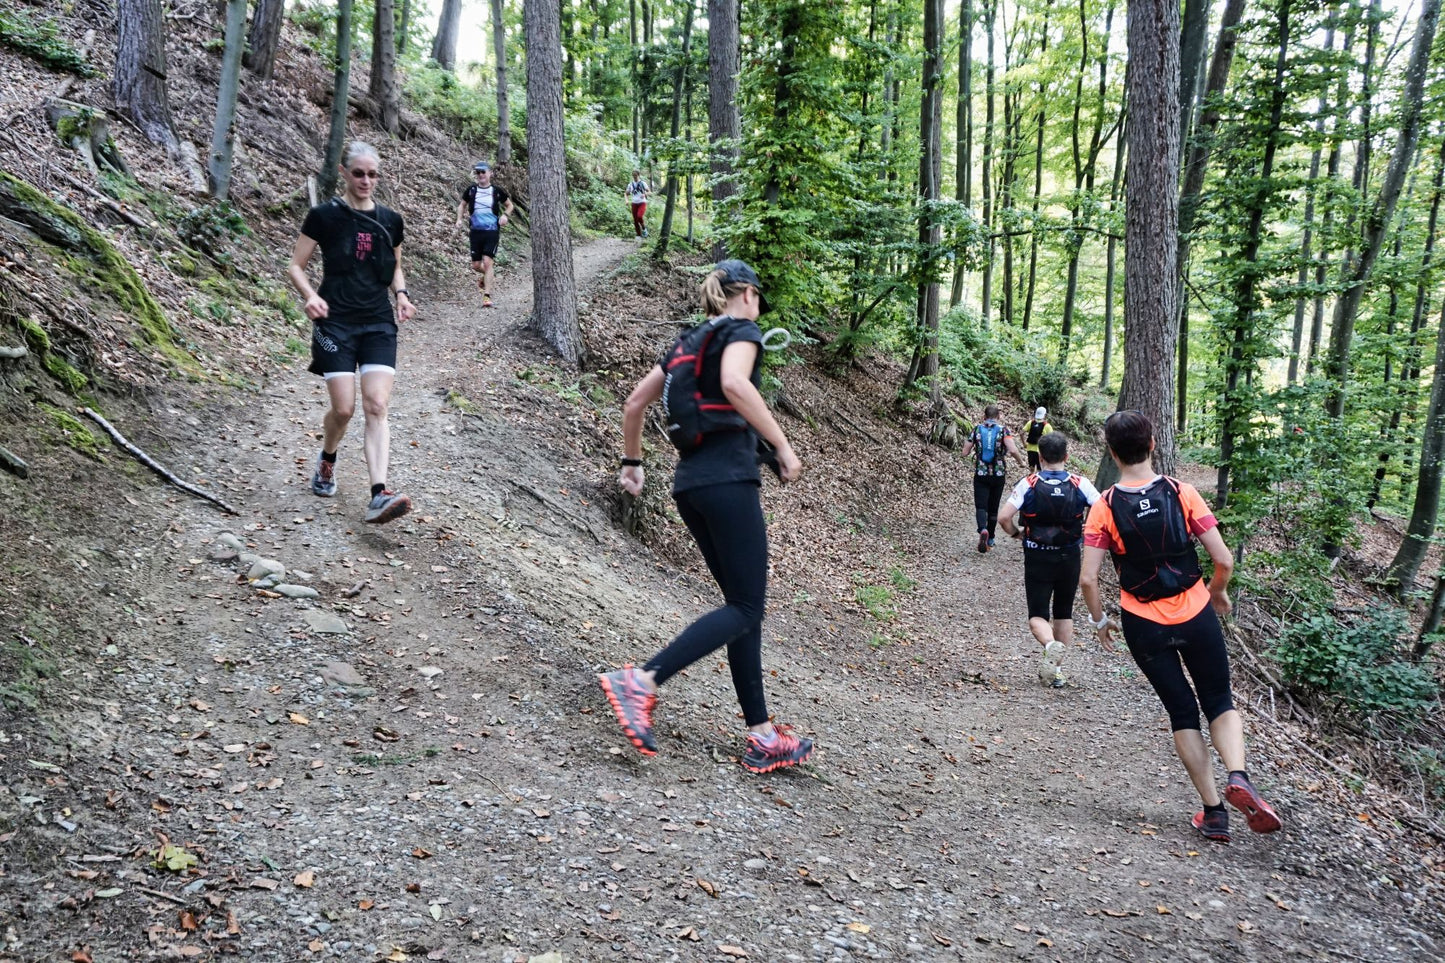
[1035,407,1047,421]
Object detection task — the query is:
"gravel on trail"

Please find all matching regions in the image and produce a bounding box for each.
[1,239,1441,963]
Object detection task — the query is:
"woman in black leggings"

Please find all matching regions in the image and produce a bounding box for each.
[1079,410,1281,844]
[599,260,814,774]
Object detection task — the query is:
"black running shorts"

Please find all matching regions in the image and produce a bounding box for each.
[1023,546,1082,621]
[308,320,397,376]
[469,228,500,262]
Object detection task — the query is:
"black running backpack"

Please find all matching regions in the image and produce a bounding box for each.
[661,316,749,454]
[1020,473,1088,548]
[1103,476,1203,602]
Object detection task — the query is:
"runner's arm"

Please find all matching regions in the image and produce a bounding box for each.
[500,195,514,227]
[998,499,1021,538]
[720,341,801,483]
[390,247,414,322]
[455,198,467,229]
[1078,545,1117,651]
[1197,526,1233,617]
[619,365,664,495]
[1005,434,1027,468]
[286,234,328,320]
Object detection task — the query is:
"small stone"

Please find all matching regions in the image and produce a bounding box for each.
[289,569,315,581]
[419,666,443,679]
[744,858,767,875]
[273,584,321,599]
[216,533,246,551]
[320,661,366,687]
[304,610,349,635]
[248,558,286,582]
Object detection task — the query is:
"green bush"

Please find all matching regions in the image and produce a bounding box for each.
[1271,607,1437,722]
[0,6,93,76]
[404,64,500,146]
[175,202,249,271]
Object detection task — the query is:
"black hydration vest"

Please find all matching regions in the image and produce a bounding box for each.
[1104,476,1203,602]
[1020,473,1088,549]
[661,316,749,454]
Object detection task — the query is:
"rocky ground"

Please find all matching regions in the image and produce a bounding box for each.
[2,238,1443,963]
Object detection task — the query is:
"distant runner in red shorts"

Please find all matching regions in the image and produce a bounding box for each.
[625,170,650,238]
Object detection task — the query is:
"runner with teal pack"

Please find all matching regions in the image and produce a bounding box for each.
[959,404,1027,553]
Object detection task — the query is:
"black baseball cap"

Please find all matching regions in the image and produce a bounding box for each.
[716,259,771,313]
[473,161,491,172]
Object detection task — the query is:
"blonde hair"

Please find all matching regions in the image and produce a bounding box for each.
[699,270,751,316]
[341,140,381,168]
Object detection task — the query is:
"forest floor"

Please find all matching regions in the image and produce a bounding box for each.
[2,237,1443,963]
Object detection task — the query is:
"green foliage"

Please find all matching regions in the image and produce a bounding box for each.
[175,202,250,271]
[853,579,897,622]
[936,307,1075,411]
[405,63,500,145]
[1271,607,1437,723]
[0,4,93,76]
[0,632,56,711]
[37,403,101,457]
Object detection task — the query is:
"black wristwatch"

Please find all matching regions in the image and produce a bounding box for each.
[621,457,643,467]
[395,288,409,298]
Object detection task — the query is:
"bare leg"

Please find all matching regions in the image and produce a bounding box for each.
[470,260,485,291]
[358,370,394,488]
[322,375,357,453]
[1053,618,1074,644]
[482,256,495,296]
[1207,709,1246,773]
[1028,616,1055,647]
[1173,729,1223,807]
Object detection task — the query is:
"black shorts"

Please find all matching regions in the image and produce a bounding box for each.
[308,320,397,377]
[469,228,500,261]
[1023,547,1081,621]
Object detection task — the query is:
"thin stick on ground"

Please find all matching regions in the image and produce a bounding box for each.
[80,407,238,515]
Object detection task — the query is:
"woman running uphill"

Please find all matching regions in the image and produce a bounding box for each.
[1079,410,1282,843]
[599,261,814,774]
[287,141,414,524]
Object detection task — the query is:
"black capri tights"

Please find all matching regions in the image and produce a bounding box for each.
[643,482,769,725]
[1120,605,1234,732]
[1023,548,1081,621]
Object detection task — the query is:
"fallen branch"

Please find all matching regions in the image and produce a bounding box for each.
[341,580,367,599]
[0,444,28,479]
[79,407,238,515]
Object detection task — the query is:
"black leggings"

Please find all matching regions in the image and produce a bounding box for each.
[973,474,1007,536]
[1023,548,1080,621]
[1120,605,1234,732]
[644,482,769,725]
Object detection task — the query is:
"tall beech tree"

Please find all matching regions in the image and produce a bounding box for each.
[244,0,287,81]
[319,0,355,199]
[706,0,741,260]
[492,0,512,164]
[206,0,247,199]
[370,0,401,133]
[432,0,462,70]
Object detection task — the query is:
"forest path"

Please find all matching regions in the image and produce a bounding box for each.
[10,236,1439,962]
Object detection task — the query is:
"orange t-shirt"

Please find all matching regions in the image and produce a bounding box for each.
[1083,476,1217,625]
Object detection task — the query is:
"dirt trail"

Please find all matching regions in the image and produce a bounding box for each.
[3,238,1440,962]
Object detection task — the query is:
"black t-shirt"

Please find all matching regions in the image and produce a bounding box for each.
[666,317,765,495]
[300,200,405,326]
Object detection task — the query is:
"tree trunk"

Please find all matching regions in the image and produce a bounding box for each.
[319,0,355,199]
[432,0,461,70]
[1176,0,1212,166]
[1322,0,1440,419]
[980,0,996,327]
[525,0,583,363]
[906,0,946,410]
[243,0,286,80]
[950,0,972,308]
[399,0,412,53]
[1384,138,1445,593]
[1287,16,1336,384]
[1214,0,1291,510]
[1101,114,1125,388]
[114,0,178,153]
[207,0,247,200]
[370,0,400,133]
[492,0,512,164]
[1022,30,1046,333]
[1098,0,1180,491]
[1307,10,1358,377]
[707,0,740,260]
[1174,0,1246,432]
[653,0,694,259]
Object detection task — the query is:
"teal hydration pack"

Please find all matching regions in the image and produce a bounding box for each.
[977,422,1003,465]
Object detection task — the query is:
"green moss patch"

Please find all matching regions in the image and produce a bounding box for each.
[37,402,102,459]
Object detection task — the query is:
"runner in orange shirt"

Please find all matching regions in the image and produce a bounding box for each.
[1078,410,1281,844]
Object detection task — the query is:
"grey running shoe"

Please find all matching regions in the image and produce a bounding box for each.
[364,490,412,524]
[311,455,337,497]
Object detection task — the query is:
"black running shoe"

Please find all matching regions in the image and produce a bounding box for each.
[1192,807,1231,843]
[742,724,814,774]
[598,665,657,756]
[977,531,989,553]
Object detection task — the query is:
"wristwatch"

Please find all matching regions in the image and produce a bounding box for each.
[620,457,643,467]
[1087,611,1110,630]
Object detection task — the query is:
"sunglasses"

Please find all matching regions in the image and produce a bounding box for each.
[349,169,381,180]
